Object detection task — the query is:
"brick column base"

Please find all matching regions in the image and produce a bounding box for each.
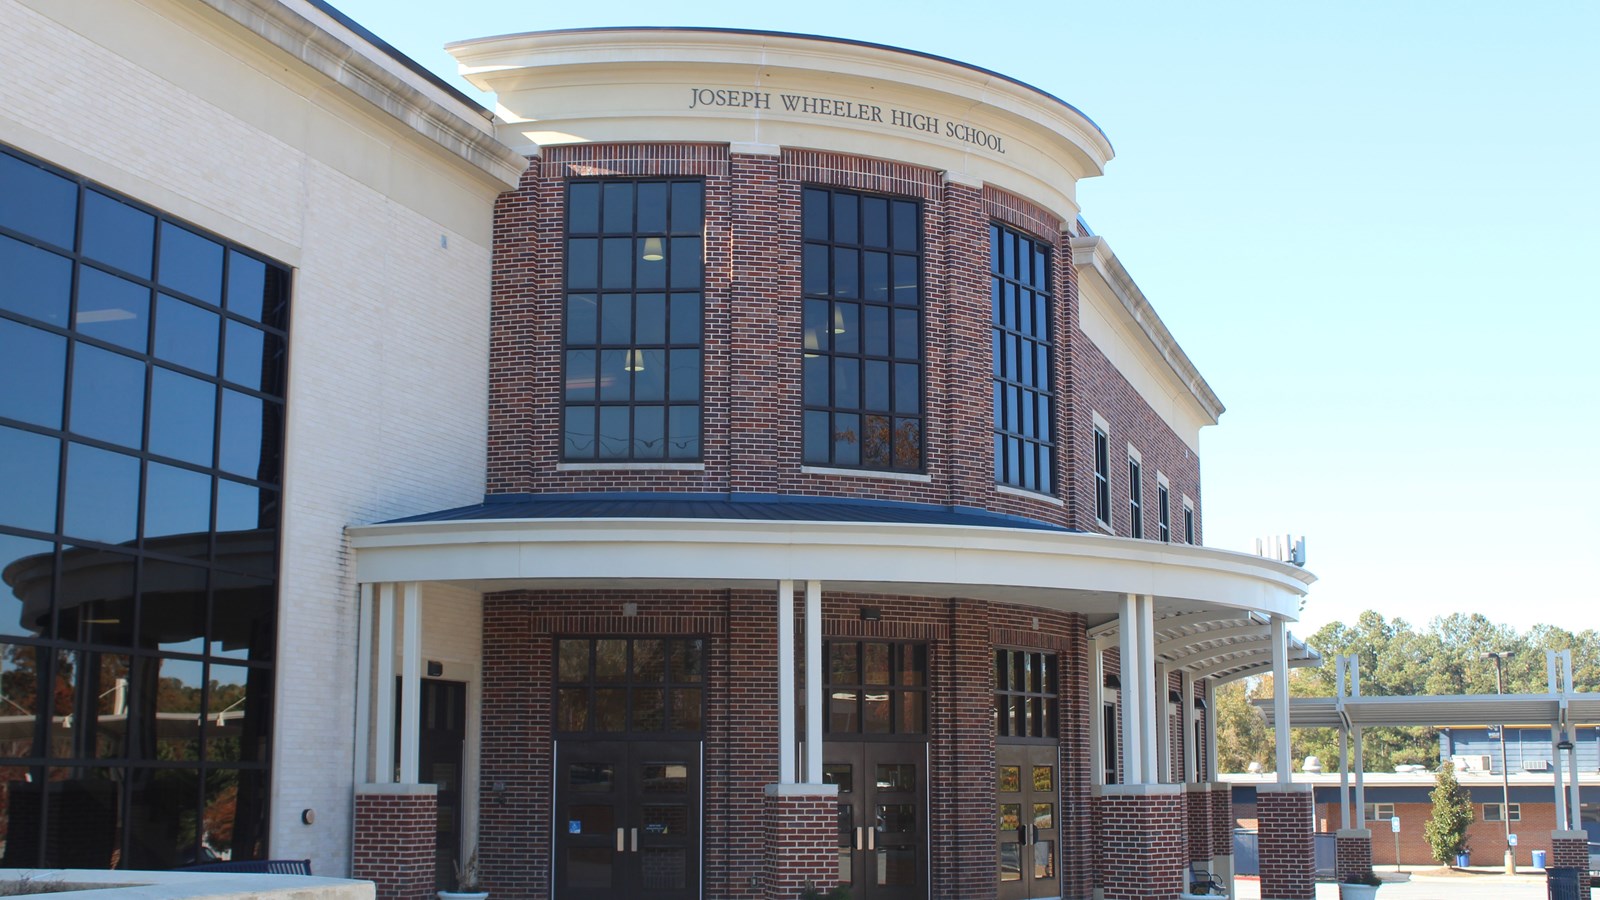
[353,784,438,900]
[1098,784,1185,900]
[1210,783,1234,892]
[1335,829,1373,898]
[763,784,838,900]
[1551,830,1591,895]
[1257,784,1315,900]
[1186,784,1212,864]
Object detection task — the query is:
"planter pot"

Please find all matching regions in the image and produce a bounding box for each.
[1338,884,1379,900]
[438,892,488,900]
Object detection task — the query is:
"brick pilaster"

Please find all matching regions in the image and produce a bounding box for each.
[1256,784,1315,900]
[1335,829,1373,898]
[1098,784,1186,900]
[1186,783,1212,863]
[1211,783,1233,858]
[931,597,998,898]
[1551,830,1590,894]
[353,785,438,900]
[762,786,838,899]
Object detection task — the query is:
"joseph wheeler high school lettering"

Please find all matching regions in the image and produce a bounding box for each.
[687,86,1007,153]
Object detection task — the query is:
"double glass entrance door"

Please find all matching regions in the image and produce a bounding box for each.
[996,744,1058,900]
[554,740,700,900]
[825,742,926,900]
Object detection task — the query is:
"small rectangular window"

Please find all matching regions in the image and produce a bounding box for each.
[1127,456,1143,539]
[1184,501,1195,544]
[1483,803,1521,822]
[1363,802,1395,822]
[1093,428,1110,524]
[1158,483,1170,543]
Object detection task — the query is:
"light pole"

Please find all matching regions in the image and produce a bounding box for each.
[1483,651,1515,874]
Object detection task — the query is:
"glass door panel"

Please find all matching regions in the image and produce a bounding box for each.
[997,744,1058,900]
[826,742,926,900]
[554,741,700,900]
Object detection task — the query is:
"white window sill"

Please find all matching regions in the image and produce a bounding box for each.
[557,462,706,471]
[995,484,1065,507]
[801,465,932,484]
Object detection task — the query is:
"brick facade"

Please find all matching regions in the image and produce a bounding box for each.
[1212,784,1234,859]
[1097,786,1186,900]
[1335,829,1373,895]
[1551,831,1590,893]
[352,788,439,900]
[484,143,1202,536]
[1256,786,1315,900]
[1187,784,1213,862]
[762,788,837,900]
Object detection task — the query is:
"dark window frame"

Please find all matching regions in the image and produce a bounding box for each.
[1158,482,1171,543]
[994,648,1059,742]
[560,177,706,462]
[822,639,929,739]
[1093,427,1111,525]
[989,223,1055,495]
[1184,503,1195,544]
[801,185,925,472]
[552,635,708,738]
[1127,455,1143,539]
[0,141,283,869]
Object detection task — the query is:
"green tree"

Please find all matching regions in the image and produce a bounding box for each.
[1423,761,1474,865]
[1214,677,1273,773]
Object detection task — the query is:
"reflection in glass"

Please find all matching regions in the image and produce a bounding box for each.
[0,153,77,247]
[139,559,207,654]
[76,267,150,352]
[0,534,51,639]
[877,846,916,886]
[82,192,154,278]
[557,688,588,732]
[208,572,275,660]
[0,644,40,757]
[70,343,145,448]
[150,656,203,761]
[567,846,612,888]
[642,847,687,890]
[875,764,914,793]
[633,688,664,731]
[669,688,701,732]
[126,767,200,868]
[558,640,590,682]
[148,368,216,466]
[157,223,223,305]
[640,763,687,794]
[594,640,626,681]
[568,763,614,792]
[1034,841,1055,879]
[144,463,211,541]
[0,318,66,428]
[42,765,122,869]
[999,843,1021,881]
[63,444,140,545]
[0,426,60,533]
[998,766,1021,793]
[0,236,72,325]
[594,688,625,731]
[154,295,219,375]
[206,664,250,762]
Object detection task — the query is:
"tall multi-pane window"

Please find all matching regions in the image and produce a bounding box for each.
[1127,456,1143,539]
[801,187,923,471]
[0,144,284,868]
[990,224,1054,493]
[563,179,704,461]
[994,649,1057,739]
[1158,483,1171,543]
[1093,427,1111,524]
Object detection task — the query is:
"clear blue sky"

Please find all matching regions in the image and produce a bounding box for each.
[327,0,1600,636]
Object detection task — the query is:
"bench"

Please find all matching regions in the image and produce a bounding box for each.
[179,859,313,876]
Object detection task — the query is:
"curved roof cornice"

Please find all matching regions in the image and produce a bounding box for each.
[447,27,1114,221]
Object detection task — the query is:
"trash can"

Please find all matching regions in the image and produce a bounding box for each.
[1546,866,1581,900]
[1532,849,1548,868]
[1456,851,1471,868]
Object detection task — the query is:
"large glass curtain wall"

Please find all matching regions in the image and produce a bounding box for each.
[0,144,286,869]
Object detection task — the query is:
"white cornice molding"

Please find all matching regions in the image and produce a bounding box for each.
[1071,235,1224,423]
[197,0,527,188]
[346,517,1313,619]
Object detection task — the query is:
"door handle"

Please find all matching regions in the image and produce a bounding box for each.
[867,828,876,850]
[631,827,638,852]
[855,826,863,850]
[616,827,625,852]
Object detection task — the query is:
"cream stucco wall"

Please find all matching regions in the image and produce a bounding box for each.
[0,0,514,874]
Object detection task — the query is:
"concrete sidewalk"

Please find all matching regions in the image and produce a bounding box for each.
[1232,865,1560,899]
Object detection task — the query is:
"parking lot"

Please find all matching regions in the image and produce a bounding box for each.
[1233,867,1566,900]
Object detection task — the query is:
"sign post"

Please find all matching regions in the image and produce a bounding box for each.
[1391,816,1401,872]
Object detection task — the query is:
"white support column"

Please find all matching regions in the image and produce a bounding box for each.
[1566,721,1581,831]
[1337,655,1350,830]
[1154,662,1170,783]
[1182,671,1198,784]
[1553,723,1568,830]
[374,583,396,784]
[1204,679,1218,782]
[1138,596,1159,784]
[1090,642,1106,786]
[777,580,796,784]
[1271,616,1291,784]
[1119,595,1143,784]
[353,583,373,783]
[1353,726,1366,826]
[398,581,422,785]
[804,580,823,784]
